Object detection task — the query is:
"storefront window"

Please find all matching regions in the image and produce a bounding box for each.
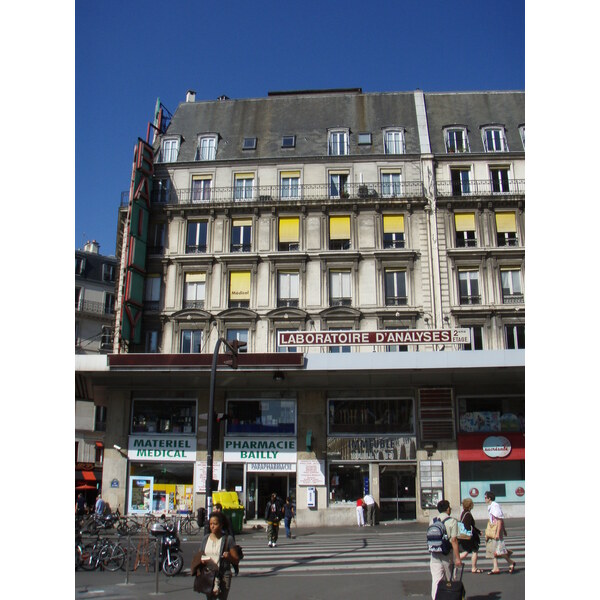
[328,398,414,434]
[226,399,296,434]
[329,464,369,504]
[131,399,197,434]
[458,396,524,433]
[129,462,194,512]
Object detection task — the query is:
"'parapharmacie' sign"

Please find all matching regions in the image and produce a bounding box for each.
[278,329,470,347]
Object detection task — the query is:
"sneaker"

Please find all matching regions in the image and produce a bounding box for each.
[272,542,277,547]
[268,541,272,547]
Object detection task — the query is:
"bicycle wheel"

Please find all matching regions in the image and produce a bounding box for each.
[103,545,126,571]
[79,543,98,571]
[120,541,138,571]
[187,520,200,535]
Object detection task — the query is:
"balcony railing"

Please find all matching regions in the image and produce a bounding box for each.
[183,300,205,310]
[459,295,481,305]
[144,181,424,206]
[330,298,352,307]
[277,299,299,308]
[76,300,114,315]
[437,179,525,197]
[385,296,408,306]
[502,293,524,304]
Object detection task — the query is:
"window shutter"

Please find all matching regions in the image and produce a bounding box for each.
[495,212,516,233]
[279,217,299,243]
[454,213,475,231]
[329,216,350,240]
[418,388,455,441]
[229,271,251,300]
[383,215,405,233]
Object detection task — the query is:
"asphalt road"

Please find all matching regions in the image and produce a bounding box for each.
[75,519,525,599]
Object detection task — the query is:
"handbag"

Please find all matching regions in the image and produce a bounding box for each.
[485,520,499,540]
[494,539,509,557]
[193,565,217,595]
[457,520,473,540]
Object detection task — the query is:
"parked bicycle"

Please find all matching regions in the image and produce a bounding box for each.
[79,536,126,571]
[179,513,200,535]
[83,508,121,535]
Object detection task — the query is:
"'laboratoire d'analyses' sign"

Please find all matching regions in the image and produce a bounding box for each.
[224,437,297,463]
[128,436,196,461]
[278,329,470,347]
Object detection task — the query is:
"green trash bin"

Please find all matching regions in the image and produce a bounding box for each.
[223,507,244,535]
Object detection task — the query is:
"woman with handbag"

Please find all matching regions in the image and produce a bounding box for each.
[484,491,516,575]
[191,512,239,598]
[458,498,483,573]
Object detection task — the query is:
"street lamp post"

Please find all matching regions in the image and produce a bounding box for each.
[205,337,245,520]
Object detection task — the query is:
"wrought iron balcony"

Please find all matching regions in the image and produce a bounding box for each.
[76,300,114,315]
[502,293,524,304]
[146,181,424,205]
[437,179,525,197]
[459,295,481,305]
[277,299,299,308]
[183,300,205,310]
[330,298,352,307]
[385,296,408,306]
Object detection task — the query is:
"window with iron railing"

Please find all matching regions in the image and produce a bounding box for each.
[186,221,208,253]
[385,270,408,306]
[501,269,523,304]
[277,271,299,308]
[330,271,352,307]
[458,271,480,305]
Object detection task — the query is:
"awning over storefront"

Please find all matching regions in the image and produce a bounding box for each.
[81,470,97,481]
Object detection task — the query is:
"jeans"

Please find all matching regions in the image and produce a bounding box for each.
[284,517,292,538]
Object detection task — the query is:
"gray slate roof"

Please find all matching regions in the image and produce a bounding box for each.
[160,89,525,162]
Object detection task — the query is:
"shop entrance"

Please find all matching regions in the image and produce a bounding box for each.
[245,473,291,520]
[379,465,417,521]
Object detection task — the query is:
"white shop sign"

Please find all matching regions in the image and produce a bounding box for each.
[297,459,326,486]
[482,436,512,458]
[224,437,297,463]
[247,463,297,472]
[128,435,196,462]
[195,461,223,493]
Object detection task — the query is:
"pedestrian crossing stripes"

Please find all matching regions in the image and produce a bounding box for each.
[230,530,525,576]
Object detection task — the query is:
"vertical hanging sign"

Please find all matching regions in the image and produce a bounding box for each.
[121,139,153,345]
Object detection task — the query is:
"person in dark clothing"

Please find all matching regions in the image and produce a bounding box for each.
[458,497,483,573]
[264,493,284,547]
[76,493,86,516]
[283,497,295,539]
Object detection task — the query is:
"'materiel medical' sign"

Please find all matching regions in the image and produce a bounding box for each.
[277,329,470,347]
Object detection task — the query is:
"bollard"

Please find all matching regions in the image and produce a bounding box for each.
[154,537,160,594]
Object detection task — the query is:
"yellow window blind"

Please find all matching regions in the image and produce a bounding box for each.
[232,218,252,227]
[280,170,300,179]
[185,273,206,283]
[279,217,299,242]
[454,213,475,231]
[329,216,351,240]
[383,215,405,233]
[496,212,516,233]
[229,271,251,300]
[192,174,212,180]
[235,173,254,180]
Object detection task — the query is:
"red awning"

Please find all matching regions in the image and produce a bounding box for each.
[81,471,97,481]
[75,484,97,491]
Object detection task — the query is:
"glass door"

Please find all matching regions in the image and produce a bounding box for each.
[379,466,416,520]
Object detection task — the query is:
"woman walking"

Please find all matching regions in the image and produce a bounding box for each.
[484,491,516,575]
[192,512,239,599]
[458,498,482,573]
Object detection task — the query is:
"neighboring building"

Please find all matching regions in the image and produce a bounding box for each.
[75,241,117,503]
[76,88,524,523]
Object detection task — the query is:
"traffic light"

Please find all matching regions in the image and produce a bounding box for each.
[223,339,247,368]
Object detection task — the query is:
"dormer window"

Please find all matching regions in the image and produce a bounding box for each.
[242,137,257,150]
[196,135,217,160]
[519,125,525,149]
[159,138,179,163]
[482,127,508,152]
[328,129,349,156]
[282,135,296,148]
[383,129,405,154]
[445,127,470,153]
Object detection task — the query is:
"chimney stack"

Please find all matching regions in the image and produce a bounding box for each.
[186,90,196,103]
[84,240,100,254]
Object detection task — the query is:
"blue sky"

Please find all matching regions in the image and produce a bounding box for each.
[76,0,524,255]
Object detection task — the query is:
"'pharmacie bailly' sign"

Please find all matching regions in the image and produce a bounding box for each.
[128,436,196,462]
[224,437,297,463]
[278,329,470,347]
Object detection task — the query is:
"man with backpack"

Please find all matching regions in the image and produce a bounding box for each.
[427,500,462,600]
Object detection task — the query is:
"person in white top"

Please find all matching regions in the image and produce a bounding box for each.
[484,491,516,575]
[363,494,375,526]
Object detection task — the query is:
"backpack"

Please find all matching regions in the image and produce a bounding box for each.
[427,516,452,554]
